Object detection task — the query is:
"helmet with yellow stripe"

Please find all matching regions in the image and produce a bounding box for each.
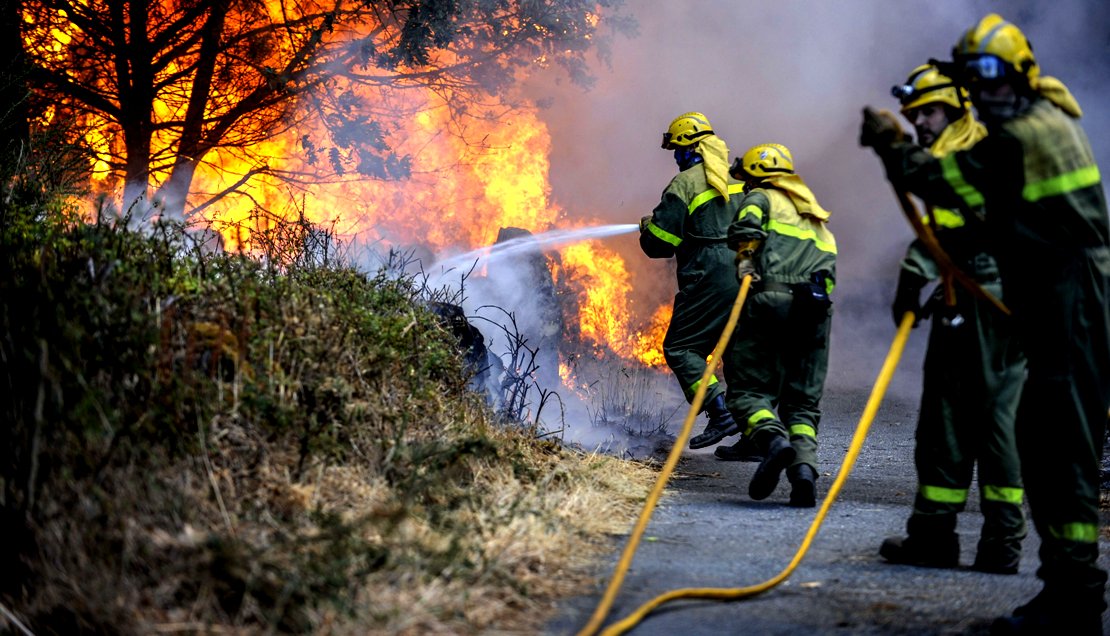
[892,64,969,114]
[661,112,714,150]
[732,143,794,180]
[952,13,1038,83]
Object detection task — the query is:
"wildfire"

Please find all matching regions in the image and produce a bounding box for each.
[23,0,673,373]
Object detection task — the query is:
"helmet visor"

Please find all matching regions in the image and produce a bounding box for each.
[962,54,1006,82]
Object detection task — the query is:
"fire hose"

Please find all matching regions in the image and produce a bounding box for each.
[576,277,918,636]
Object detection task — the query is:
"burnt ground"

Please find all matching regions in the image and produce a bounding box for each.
[547,374,1110,635]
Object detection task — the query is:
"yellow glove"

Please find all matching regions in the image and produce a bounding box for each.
[639,215,652,232]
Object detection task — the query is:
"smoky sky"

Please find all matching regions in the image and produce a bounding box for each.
[526,0,1110,398]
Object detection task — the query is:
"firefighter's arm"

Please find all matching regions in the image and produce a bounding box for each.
[727,191,769,250]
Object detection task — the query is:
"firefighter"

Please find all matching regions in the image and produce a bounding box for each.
[640,112,758,459]
[879,63,1028,575]
[861,14,1109,634]
[722,143,836,507]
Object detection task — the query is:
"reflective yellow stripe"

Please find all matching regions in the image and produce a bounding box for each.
[646,221,681,247]
[923,206,966,229]
[940,153,985,208]
[919,484,968,504]
[788,423,815,438]
[1048,522,1099,544]
[747,409,776,426]
[689,190,720,213]
[982,485,1023,505]
[737,203,763,222]
[687,184,745,214]
[1023,164,1101,203]
[766,219,837,254]
[688,376,719,396]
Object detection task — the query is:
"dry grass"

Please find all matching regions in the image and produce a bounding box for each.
[130,419,657,635]
[0,210,659,635]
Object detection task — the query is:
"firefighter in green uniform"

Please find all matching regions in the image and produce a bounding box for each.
[640,112,758,458]
[721,143,836,507]
[879,63,1028,575]
[861,14,1110,634]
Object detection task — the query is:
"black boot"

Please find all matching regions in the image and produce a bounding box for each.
[972,541,1021,575]
[879,535,959,569]
[787,464,818,508]
[748,432,795,501]
[713,434,762,462]
[689,394,741,449]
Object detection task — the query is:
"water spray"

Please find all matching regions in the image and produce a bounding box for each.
[431,223,638,275]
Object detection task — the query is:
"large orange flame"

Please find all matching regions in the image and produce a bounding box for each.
[25,2,672,372]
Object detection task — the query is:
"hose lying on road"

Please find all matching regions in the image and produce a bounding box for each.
[577,303,918,636]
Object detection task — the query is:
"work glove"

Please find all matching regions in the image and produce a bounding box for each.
[639,215,652,233]
[891,269,928,328]
[860,107,907,149]
[735,242,761,282]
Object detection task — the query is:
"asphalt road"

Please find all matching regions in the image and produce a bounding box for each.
[547,378,1110,636]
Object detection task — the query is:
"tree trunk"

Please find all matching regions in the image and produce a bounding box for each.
[0,0,30,161]
[160,2,227,220]
[117,0,155,220]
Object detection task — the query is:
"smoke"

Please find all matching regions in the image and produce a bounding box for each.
[528,0,1110,402]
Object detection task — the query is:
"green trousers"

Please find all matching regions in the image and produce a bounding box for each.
[1008,248,1110,608]
[663,249,740,404]
[909,280,1027,561]
[724,286,831,470]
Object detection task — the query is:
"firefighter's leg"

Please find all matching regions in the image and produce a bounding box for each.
[664,290,742,448]
[778,307,831,508]
[662,293,726,405]
[970,295,1027,575]
[881,319,967,568]
[726,292,793,500]
[998,269,1110,633]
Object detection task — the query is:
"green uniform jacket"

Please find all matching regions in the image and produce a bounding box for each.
[876,96,1110,600]
[723,186,837,470]
[640,164,745,288]
[726,188,837,287]
[640,164,745,402]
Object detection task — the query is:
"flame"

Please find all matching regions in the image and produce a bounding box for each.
[24,1,673,374]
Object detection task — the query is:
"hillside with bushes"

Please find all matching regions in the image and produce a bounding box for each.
[0,174,655,634]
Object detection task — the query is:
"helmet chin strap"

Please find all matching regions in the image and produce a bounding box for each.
[674,147,704,171]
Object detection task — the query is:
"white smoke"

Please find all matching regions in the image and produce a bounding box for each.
[528,0,1110,403]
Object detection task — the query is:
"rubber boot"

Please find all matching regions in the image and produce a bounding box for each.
[787,464,818,508]
[972,541,1021,575]
[713,435,762,462]
[748,432,795,501]
[688,394,741,449]
[879,514,959,568]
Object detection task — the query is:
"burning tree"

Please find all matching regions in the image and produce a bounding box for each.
[16,0,632,219]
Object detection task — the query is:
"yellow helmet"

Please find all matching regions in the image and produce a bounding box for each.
[892,64,968,114]
[733,143,794,180]
[953,13,1038,81]
[661,112,714,149]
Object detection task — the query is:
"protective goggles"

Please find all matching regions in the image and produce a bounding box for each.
[960,54,1007,82]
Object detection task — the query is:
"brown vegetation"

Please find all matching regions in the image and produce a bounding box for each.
[0,190,655,634]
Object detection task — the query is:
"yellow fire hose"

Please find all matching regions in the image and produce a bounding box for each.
[576,282,918,636]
